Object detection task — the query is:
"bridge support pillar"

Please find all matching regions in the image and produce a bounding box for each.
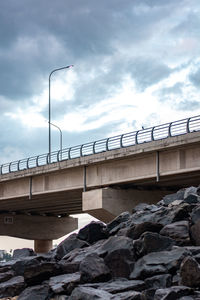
[83,188,167,223]
[34,239,53,253]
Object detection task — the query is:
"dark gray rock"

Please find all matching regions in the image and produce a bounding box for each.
[180,256,200,287]
[0,276,25,298]
[161,189,185,206]
[191,221,200,246]
[154,286,192,300]
[13,248,36,259]
[0,270,15,283]
[133,232,175,257]
[53,233,89,260]
[69,286,112,299]
[184,194,199,204]
[145,274,172,289]
[107,212,131,235]
[77,221,108,244]
[99,278,145,294]
[111,290,142,299]
[126,222,163,240]
[191,206,200,224]
[130,202,189,226]
[160,221,191,245]
[130,248,189,279]
[141,288,156,300]
[184,186,197,199]
[18,283,49,300]
[98,236,135,278]
[49,272,81,295]
[80,253,111,283]
[58,261,80,274]
[24,261,60,285]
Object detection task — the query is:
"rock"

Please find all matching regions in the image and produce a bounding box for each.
[126,222,163,240]
[133,232,175,257]
[107,212,131,235]
[58,261,80,274]
[99,278,145,293]
[130,202,189,226]
[0,270,15,283]
[145,274,172,289]
[80,253,111,283]
[161,189,185,206]
[49,272,81,295]
[160,221,191,245]
[130,248,189,279]
[24,261,60,285]
[111,290,143,299]
[12,248,36,260]
[53,233,89,260]
[18,283,49,300]
[141,288,156,300]
[191,206,200,224]
[154,286,192,300]
[184,194,199,204]
[69,286,112,299]
[184,186,197,199]
[98,236,135,278]
[190,221,200,246]
[0,276,25,298]
[77,221,108,244]
[180,256,200,287]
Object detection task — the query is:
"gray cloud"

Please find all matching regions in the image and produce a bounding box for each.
[189,69,200,88]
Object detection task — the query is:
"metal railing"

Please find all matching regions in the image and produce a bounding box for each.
[1,115,200,175]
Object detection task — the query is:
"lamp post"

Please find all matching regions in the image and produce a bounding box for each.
[49,122,63,160]
[48,65,74,163]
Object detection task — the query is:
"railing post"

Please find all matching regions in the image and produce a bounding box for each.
[68,148,71,160]
[168,122,172,137]
[186,117,191,133]
[93,141,96,154]
[9,162,12,173]
[80,145,83,157]
[106,138,109,151]
[26,158,30,169]
[135,130,139,144]
[120,134,124,148]
[17,160,21,171]
[151,127,155,141]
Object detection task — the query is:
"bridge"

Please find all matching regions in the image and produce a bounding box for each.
[0,115,200,252]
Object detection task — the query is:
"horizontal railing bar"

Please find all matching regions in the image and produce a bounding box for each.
[0,114,200,175]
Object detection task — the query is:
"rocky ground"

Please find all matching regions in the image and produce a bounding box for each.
[1,186,200,299]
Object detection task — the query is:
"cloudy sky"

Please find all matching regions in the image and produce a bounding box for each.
[0,0,200,250]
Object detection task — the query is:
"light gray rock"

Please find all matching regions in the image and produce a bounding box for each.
[49,272,81,294]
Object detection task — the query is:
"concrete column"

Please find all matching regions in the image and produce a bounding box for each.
[83,187,167,223]
[34,239,53,253]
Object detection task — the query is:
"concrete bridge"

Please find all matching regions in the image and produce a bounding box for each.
[0,115,200,252]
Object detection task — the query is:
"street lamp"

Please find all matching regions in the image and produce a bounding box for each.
[49,122,63,160]
[48,65,73,163]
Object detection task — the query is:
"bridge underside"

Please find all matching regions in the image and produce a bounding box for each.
[0,131,200,251]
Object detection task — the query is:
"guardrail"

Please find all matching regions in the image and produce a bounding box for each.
[1,115,200,175]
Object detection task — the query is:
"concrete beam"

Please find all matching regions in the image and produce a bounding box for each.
[0,214,78,240]
[82,188,167,223]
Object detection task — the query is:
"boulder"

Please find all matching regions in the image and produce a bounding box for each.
[154,286,192,300]
[49,272,81,295]
[111,290,142,299]
[69,286,112,299]
[130,248,189,279]
[23,261,60,285]
[97,236,135,278]
[12,248,36,260]
[126,222,163,240]
[106,212,131,233]
[133,232,175,257]
[80,253,111,283]
[0,276,25,298]
[98,278,145,294]
[190,221,200,246]
[145,274,172,289]
[53,233,89,260]
[0,270,15,283]
[77,221,108,244]
[18,283,49,300]
[160,221,191,245]
[180,256,200,287]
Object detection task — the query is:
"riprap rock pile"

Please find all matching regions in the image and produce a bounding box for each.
[1,186,200,299]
